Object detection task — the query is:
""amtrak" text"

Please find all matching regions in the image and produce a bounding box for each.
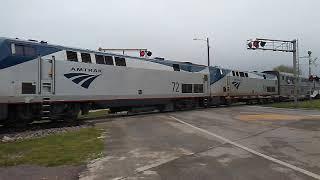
[70,67,102,73]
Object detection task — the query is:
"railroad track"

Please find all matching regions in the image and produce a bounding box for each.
[0,109,164,141]
[0,104,242,142]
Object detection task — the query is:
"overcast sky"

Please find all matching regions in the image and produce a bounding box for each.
[1,0,319,76]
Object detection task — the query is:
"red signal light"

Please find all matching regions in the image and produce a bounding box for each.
[309,75,314,81]
[248,40,261,49]
[140,51,145,57]
[253,41,260,48]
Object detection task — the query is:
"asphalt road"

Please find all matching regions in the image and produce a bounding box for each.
[80,106,320,180]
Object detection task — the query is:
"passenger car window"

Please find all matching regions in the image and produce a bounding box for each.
[115,57,126,66]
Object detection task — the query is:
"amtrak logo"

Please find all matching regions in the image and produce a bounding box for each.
[64,73,101,89]
[232,80,241,89]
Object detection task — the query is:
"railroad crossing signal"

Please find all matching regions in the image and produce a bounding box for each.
[309,75,320,82]
[247,38,295,52]
[139,50,152,57]
[247,40,267,49]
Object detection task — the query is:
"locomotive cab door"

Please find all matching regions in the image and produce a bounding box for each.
[226,74,230,96]
[38,56,55,95]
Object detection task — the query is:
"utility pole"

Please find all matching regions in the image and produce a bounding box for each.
[308,50,313,100]
[300,51,319,100]
[292,40,298,104]
[300,51,318,77]
[308,51,312,77]
[193,37,212,103]
[193,37,211,67]
[207,37,210,67]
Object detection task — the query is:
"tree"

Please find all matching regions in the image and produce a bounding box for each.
[273,65,294,73]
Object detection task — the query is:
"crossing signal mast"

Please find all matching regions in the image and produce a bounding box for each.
[247,38,299,104]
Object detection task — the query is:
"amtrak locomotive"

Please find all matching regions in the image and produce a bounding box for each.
[0,37,318,126]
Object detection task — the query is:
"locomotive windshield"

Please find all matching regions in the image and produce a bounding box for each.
[11,44,37,57]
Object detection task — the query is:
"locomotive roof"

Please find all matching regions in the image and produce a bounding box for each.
[0,37,207,68]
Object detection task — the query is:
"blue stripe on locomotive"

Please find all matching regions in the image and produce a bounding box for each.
[149,59,206,72]
[209,66,230,85]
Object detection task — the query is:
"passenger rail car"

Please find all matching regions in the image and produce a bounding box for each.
[263,71,320,100]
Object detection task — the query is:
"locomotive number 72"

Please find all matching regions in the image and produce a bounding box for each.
[172,82,180,92]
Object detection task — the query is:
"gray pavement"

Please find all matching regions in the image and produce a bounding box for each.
[80,106,320,180]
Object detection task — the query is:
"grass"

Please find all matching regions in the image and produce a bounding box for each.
[269,99,320,110]
[79,109,109,119]
[0,128,104,167]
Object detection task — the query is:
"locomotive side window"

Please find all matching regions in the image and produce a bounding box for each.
[182,84,192,93]
[105,56,114,65]
[81,53,91,63]
[193,84,204,93]
[21,82,36,94]
[236,72,239,76]
[245,73,248,77]
[115,57,126,66]
[95,55,105,64]
[239,72,245,77]
[232,71,235,76]
[13,44,36,56]
[267,86,276,92]
[66,51,78,62]
[173,64,180,71]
